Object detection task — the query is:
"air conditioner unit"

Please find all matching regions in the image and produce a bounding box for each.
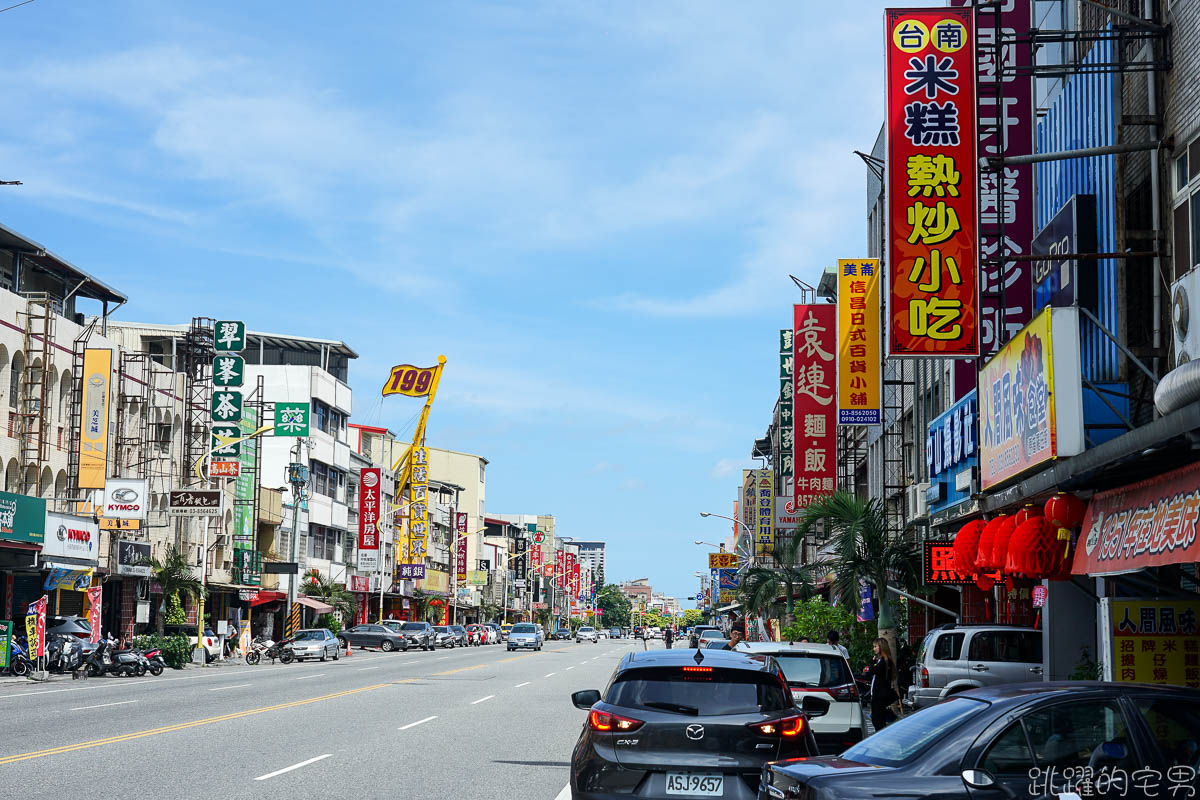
[906,482,930,520]
[1170,267,1200,368]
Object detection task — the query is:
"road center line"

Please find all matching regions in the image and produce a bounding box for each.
[565,666,574,671]
[470,695,494,705]
[543,672,556,678]
[399,715,437,730]
[208,684,252,691]
[434,663,487,676]
[355,667,378,672]
[515,682,531,688]
[254,753,333,781]
[68,700,137,711]
[295,674,325,680]
[436,656,449,660]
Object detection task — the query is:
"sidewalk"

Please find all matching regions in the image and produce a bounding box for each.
[0,654,248,686]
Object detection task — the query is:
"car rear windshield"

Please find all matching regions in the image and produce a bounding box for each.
[511,624,536,633]
[607,667,790,716]
[772,653,851,688]
[399,623,426,631]
[842,696,989,767]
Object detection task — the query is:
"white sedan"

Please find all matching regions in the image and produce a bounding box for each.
[575,626,599,643]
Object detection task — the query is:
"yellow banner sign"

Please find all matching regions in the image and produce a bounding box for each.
[708,552,737,569]
[755,471,774,556]
[382,363,440,397]
[1110,600,1200,689]
[837,259,881,425]
[78,349,113,489]
[408,446,429,559]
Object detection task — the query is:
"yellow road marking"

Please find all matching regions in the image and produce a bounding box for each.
[497,654,534,663]
[0,682,394,766]
[432,663,488,676]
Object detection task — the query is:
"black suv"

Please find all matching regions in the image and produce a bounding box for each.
[385,621,436,651]
[569,649,826,800]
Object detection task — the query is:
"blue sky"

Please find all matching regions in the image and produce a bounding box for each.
[0,0,937,601]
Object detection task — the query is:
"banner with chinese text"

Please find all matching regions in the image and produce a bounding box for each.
[755,470,774,556]
[779,328,794,482]
[886,8,979,356]
[838,259,881,424]
[793,305,837,506]
[1109,600,1200,688]
[358,468,381,572]
[408,447,429,558]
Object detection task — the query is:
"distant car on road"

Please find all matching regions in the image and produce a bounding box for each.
[465,624,486,646]
[382,620,436,651]
[290,629,341,661]
[576,626,599,644]
[569,648,825,799]
[449,625,472,646]
[697,629,726,648]
[551,627,572,641]
[482,623,502,644]
[431,626,460,648]
[499,624,513,640]
[507,622,543,652]
[337,624,408,652]
[689,625,720,647]
[762,682,1200,800]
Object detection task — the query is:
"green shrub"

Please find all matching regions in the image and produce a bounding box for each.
[316,613,342,636]
[132,633,194,669]
[164,593,187,626]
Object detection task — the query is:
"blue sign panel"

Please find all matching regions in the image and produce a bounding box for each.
[925,389,978,517]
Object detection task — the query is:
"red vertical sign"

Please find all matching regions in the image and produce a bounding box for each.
[886,7,978,357]
[456,537,468,583]
[358,468,380,552]
[793,304,837,508]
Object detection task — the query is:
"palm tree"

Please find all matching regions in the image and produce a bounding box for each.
[300,571,357,619]
[796,491,920,656]
[138,544,203,636]
[411,590,437,623]
[737,532,818,627]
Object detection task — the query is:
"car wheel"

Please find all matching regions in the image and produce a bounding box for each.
[381,640,395,652]
[332,648,339,661]
[320,652,327,662]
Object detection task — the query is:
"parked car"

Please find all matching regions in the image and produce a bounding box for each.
[337,624,409,652]
[45,615,98,657]
[608,628,622,639]
[465,624,486,646]
[449,625,471,646]
[907,623,1043,711]
[689,625,720,647]
[596,628,608,639]
[551,627,572,640]
[576,626,599,644]
[499,624,513,640]
[290,628,341,661]
[432,625,461,648]
[482,623,502,644]
[383,620,436,651]
[570,648,826,800]
[507,622,543,651]
[739,642,866,753]
[761,682,1200,800]
[164,624,221,663]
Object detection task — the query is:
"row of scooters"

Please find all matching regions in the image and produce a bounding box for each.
[5,634,166,679]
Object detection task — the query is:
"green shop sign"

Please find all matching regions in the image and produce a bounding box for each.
[0,490,46,544]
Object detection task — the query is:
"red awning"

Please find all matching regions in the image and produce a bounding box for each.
[295,596,334,614]
[1072,460,1200,576]
[249,590,287,607]
[0,540,41,551]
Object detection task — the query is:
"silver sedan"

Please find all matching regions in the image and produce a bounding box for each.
[289,629,341,661]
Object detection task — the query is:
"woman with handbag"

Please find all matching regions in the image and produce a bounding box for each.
[863,637,899,731]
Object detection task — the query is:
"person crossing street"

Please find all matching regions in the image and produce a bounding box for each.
[663,626,674,649]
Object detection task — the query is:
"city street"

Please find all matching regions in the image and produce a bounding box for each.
[1,639,637,800]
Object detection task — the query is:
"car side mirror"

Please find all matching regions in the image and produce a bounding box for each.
[801,695,830,718]
[572,689,601,710]
[961,769,997,789]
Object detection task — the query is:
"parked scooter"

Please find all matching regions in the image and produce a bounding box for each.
[245,634,294,665]
[139,647,165,676]
[5,636,33,677]
[45,634,87,677]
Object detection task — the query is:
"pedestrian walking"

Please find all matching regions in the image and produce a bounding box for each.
[664,626,674,649]
[863,638,899,731]
[225,618,240,659]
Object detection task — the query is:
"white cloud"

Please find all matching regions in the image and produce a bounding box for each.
[710,458,745,480]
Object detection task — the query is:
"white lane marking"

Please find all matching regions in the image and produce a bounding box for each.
[355,667,378,672]
[399,661,418,666]
[68,699,137,711]
[543,672,556,678]
[295,674,325,680]
[565,666,575,671]
[254,754,333,781]
[399,715,437,730]
[515,681,531,688]
[208,684,252,691]
[436,656,449,660]
[554,784,571,800]
[470,695,495,705]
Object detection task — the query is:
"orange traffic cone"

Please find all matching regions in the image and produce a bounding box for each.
[345,639,353,657]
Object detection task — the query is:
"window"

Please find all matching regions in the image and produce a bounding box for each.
[968,631,1042,663]
[842,696,989,767]
[1174,138,1200,279]
[605,667,791,716]
[771,653,852,688]
[479,462,486,483]
[1178,153,1191,195]
[981,722,1037,776]
[1022,701,1136,772]
[933,632,965,661]
[152,422,171,451]
[1134,698,1200,770]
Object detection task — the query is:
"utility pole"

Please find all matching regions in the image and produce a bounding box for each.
[286,437,308,610]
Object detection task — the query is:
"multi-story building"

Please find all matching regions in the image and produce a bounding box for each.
[573,540,606,587]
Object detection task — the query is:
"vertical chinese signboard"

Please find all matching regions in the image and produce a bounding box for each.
[78,349,112,489]
[779,328,795,486]
[885,8,979,357]
[950,0,1035,362]
[358,468,381,572]
[409,446,429,558]
[837,259,881,424]
[793,305,837,507]
[1109,600,1200,688]
[755,470,774,556]
[742,470,757,550]
[211,320,246,477]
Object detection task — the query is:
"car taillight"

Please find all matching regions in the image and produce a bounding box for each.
[831,682,859,701]
[921,667,929,689]
[750,714,805,737]
[589,709,644,733]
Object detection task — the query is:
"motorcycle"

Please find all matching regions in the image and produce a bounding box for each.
[5,636,33,677]
[45,634,88,678]
[245,635,294,666]
[85,639,141,677]
[140,647,165,676]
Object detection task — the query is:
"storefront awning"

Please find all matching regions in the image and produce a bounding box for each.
[249,590,287,607]
[1072,459,1200,576]
[295,596,334,614]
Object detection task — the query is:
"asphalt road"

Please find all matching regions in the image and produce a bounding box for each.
[1,635,651,799]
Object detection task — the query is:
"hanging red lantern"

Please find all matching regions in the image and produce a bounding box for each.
[1014,504,1042,526]
[1049,540,1076,581]
[952,519,987,575]
[975,575,995,591]
[976,515,1015,571]
[1044,493,1086,529]
[1006,518,1058,578]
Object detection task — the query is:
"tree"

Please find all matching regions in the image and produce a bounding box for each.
[300,571,357,619]
[411,590,436,623]
[683,609,705,627]
[797,491,920,657]
[738,531,818,627]
[138,544,202,635]
[595,584,631,628]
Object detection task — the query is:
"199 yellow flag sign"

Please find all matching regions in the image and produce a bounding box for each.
[382,359,444,397]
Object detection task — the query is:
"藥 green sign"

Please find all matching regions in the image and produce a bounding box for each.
[0,490,46,544]
[273,402,310,437]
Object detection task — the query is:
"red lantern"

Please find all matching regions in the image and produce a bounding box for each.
[952,520,987,575]
[1049,540,1076,581]
[1006,518,1057,578]
[1044,493,1086,530]
[976,515,1015,571]
[975,575,995,591]
[1014,504,1042,526]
